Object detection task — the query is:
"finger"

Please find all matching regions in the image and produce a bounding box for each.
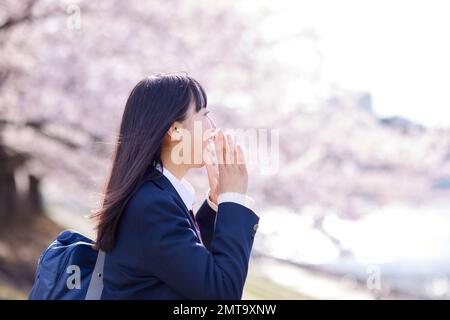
[236,144,245,164]
[225,133,236,165]
[222,132,231,166]
[214,130,225,165]
[221,131,229,166]
[204,141,217,166]
[205,163,217,187]
[234,145,240,166]
[205,127,217,145]
[205,162,218,179]
[236,144,247,172]
[205,162,213,179]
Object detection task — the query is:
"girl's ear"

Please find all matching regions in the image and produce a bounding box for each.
[167,122,183,141]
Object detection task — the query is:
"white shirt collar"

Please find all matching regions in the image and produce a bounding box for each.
[156,165,195,210]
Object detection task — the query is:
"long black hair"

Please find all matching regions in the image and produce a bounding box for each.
[92,73,207,251]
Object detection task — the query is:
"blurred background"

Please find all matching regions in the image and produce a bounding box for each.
[1,0,450,299]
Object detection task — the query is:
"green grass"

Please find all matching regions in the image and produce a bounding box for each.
[0,279,28,300]
[1,270,312,300]
[243,271,313,300]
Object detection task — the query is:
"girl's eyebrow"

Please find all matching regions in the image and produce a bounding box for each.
[204,110,210,115]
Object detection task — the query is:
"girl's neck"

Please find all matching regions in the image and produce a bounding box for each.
[160,150,190,180]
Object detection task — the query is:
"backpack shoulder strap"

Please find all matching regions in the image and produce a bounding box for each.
[85,250,106,300]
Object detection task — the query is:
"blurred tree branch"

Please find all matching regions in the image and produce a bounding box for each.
[0,118,108,155]
[0,0,38,31]
[0,0,64,32]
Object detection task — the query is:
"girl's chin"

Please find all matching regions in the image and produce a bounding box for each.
[183,161,206,169]
[192,162,206,169]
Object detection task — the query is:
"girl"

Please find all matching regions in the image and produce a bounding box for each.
[93,73,260,299]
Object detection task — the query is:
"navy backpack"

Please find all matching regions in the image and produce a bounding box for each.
[29,230,105,300]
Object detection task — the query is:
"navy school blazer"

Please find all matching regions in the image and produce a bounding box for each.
[101,170,260,300]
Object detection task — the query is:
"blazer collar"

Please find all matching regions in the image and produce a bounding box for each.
[147,165,202,241]
[157,166,195,211]
[148,165,195,212]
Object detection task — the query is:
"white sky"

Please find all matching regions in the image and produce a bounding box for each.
[258,0,450,127]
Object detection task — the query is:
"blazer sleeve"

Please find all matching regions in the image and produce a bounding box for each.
[138,193,260,300]
[194,199,217,251]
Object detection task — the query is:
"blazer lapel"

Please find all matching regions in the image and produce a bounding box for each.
[148,170,202,240]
